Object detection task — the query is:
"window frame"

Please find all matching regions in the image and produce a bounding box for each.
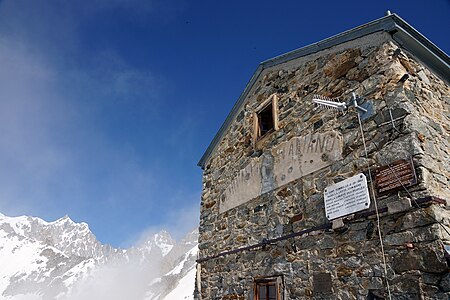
[253,94,279,144]
[254,276,283,300]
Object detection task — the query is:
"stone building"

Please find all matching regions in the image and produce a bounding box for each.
[196,13,450,300]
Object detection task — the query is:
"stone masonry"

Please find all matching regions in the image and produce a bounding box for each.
[197,16,450,300]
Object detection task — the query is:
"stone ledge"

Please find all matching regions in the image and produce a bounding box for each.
[332,218,345,229]
[387,198,412,214]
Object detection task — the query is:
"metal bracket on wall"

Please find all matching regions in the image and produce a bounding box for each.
[351,92,374,121]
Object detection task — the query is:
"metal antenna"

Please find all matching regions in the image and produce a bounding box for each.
[313,93,371,119]
[312,95,347,112]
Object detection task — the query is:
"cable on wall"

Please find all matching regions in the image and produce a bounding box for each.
[357,104,393,300]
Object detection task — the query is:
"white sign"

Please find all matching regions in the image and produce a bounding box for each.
[324,173,370,220]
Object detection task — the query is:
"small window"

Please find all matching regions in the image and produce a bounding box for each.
[254,276,283,300]
[257,282,277,300]
[258,103,274,136]
[253,94,279,142]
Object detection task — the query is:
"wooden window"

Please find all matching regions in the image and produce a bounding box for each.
[254,276,283,300]
[253,94,279,142]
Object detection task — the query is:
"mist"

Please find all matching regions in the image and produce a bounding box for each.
[65,227,197,300]
[0,0,201,249]
[0,2,202,298]
[66,256,160,300]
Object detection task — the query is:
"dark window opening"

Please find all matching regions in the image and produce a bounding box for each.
[258,103,274,137]
[253,94,278,144]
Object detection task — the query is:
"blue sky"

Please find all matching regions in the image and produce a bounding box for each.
[0,0,448,247]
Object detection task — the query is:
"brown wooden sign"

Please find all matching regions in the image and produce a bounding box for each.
[375,158,418,195]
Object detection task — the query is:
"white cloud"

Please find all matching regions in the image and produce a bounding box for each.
[66,261,154,300]
[0,1,163,219]
[0,37,71,212]
[0,1,197,298]
[165,198,200,240]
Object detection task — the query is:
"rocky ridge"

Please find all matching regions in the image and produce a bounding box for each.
[0,213,198,300]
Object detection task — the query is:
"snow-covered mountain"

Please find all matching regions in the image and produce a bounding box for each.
[0,212,198,300]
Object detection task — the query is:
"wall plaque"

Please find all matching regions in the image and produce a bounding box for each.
[220,131,343,213]
[313,273,332,294]
[324,173,370,220]
[375,158,417,194]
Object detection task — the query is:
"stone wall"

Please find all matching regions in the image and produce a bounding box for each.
[198,32,450,299]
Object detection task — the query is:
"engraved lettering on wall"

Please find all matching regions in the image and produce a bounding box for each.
[220,131,343,213]
[274,132,342,187]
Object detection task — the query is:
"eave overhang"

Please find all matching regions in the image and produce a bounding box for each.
[198,13,450,169]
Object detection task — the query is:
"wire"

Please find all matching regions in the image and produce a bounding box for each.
[369,141,450,237]
[388,109,401,133]
[373,109,450,236]
[357,112,393,300]
[390,169,450,237]
[359,105,450,299]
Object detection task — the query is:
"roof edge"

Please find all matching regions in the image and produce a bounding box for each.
[197,64,264,168]
[198,13,450,169]
[261,14,396,68]
[389,15,450,83]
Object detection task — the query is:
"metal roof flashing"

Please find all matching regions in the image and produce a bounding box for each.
[198,13,450,169]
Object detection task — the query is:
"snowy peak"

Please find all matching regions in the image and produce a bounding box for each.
[137,230,175,257]
[0,214,96,300]
[153,230,175,256]
[0,213,110,259]
[0,212,198,300]
[0,214,47,237]
[52,215,80,229]
[145,229,198,300]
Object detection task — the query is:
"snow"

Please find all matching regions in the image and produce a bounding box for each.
[0,214,47,237]
[0,213,95,299]
[162,266,196,300]
[4,293,41,300]
[62,258,97,287]
[0,212,199,300]
[158,243,174,256]
[167,245,198,276]
[153,231,175,256]
[0,229,48,292]
[149,277,162,285]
